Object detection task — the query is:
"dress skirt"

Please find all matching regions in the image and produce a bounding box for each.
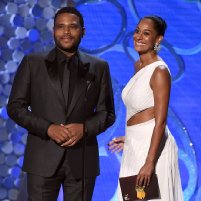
[118,119,183,201]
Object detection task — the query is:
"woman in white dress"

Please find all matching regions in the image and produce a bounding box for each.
[108,16,183,201]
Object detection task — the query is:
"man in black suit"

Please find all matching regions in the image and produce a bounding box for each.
[7,7,115,201]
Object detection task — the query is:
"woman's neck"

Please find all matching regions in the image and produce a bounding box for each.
[138,52,160,69]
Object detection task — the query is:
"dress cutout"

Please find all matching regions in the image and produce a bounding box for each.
[118,60,184,201]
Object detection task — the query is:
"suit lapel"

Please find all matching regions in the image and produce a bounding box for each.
[45,48,65,106]
[66,51,90,118]
[45,49,91,117]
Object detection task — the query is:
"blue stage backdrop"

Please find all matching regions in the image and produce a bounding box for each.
[0,0,201,200]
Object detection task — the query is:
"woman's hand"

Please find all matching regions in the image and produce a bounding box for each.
[136,160,155,188]
[108,136,125,153]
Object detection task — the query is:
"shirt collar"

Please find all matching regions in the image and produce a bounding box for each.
[56,48,78,64]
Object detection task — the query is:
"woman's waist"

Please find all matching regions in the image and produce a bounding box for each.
[126,118,155,129]
[125,124,171,157]
[127,107,155,126]
[125,118,155,142]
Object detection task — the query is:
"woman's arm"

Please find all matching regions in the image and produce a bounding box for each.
[136,65,171,187]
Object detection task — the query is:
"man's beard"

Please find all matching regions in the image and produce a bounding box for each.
[54,36,81,53]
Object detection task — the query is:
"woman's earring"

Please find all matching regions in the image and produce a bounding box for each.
[154,43,161,52]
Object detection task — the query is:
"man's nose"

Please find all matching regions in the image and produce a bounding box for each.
[63,26,70,33]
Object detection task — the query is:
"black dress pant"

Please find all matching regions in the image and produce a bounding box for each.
[27,152,96,201]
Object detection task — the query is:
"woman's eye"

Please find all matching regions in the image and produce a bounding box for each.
[144,32,150,36]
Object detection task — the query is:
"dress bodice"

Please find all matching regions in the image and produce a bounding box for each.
[122,60,169,120]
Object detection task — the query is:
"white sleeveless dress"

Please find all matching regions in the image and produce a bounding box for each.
[118,60,184,201]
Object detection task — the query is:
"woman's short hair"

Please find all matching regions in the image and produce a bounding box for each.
[142,15,167,36]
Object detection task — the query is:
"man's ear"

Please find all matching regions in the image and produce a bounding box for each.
[82,27,86,37]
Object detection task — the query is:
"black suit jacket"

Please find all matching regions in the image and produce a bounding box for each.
[7,48,115,178]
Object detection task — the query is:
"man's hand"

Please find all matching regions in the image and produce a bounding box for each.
[47,124,70,144]
[60,123,84,147]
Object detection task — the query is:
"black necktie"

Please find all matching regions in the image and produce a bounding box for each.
[62,58,70,107]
